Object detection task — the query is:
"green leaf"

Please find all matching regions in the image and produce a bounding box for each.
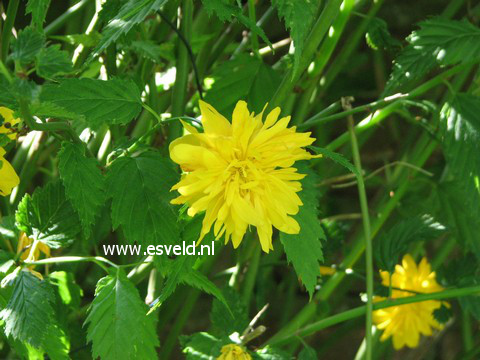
[272,0,318,73]
[253,346,292,359]
[50,32,102,47]
[374,216,445,273]
[205,55,281,115]
[439,94,480,255]
[35,45,74,78]
[94,0,169,56]
[42,324,70,360]
[182,270,229,310]
[386,18,480,94]
[210,287,249,336]
[107,151,179,246]
[49,271,83,309]
[85,269,159,360]
[10,27,45,65]
[0,269,55,348]
[180,332,225,359]
[40,78,142,128]
[365,17,401,52]
[298,345,318,360]
[58,142,106,238]
[30,101,85,121]
[128,40,175,63]
[310,146,359,177]
[16,181,81,248]
[202,0,271,48]
[26,0,51,29]
[280,164,324,298]
[438,255,480,320]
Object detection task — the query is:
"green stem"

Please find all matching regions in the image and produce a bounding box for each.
[169,0,193,141]
[347,109,374,360]
[0,60,13,83]
[44,0,90,35]
[299,94,407,130]
[269,285,480,346]
[462,309,474,352]
[269,0,343,109]
[248,0,259,53]
[24,255,118,272]
[242,244,261,310]
[1,0,20,63]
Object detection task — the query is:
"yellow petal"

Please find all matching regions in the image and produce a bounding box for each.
[0,150,19,197]
[199,100,231,136]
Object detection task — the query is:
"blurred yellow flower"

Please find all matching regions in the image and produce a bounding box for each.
[0,147,19,196]
[373,254,446,350]
[0,107,20,140]
[17,233,50,280]
[169,100,318,252]
[217,344,251,360]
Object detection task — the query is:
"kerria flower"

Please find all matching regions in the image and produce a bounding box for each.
[169,100,318,253]
[0,107,20,140]
[373,254,447,350]
[0,147,19,196]
[217,344,251,360]
[17,233,50,280]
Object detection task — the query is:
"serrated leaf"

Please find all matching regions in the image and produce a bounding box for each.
[30,101,85,121]
[50,32,102,47]
[35,45,74,78]
[85,269,159,360]
[280,164,324,298]
[375,216,445,273]
[180,332,225,359]
[16,181,81,248]
[128,40,175,63]
[272,0,318,74]
[202,0,271,48]
[298,345,318,360]
[438,255,480,320]
[58,142,106,238]
[49,271,83,309]
[40,78,142,128]
[182,270,229,310]
[365,17,401,52]
[10,27,45,65]
[439,94,480,256]
[26,0,51,29]
[107,151,179,246]
[94,0,169,56]
[0,270,55,348]
[205,55,281,115]
[211,287,249,336]
[310,146,359,178]
[386,18,480,94]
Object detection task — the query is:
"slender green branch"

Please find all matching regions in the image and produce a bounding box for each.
[24,255,118,272]
[269,285,480,346]
[0,60,13,83]
[44,0,90,35]
[346,99,374,360]
[298,93,407,130]
[1,0,20,62]
[248,0,259,54]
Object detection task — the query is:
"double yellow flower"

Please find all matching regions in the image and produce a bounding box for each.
[0,107,20,197]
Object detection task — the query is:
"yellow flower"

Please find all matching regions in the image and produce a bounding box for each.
[169,100,318,252]
[0,107,20,140]
[0,147,19,196]
[217,344,251,360]
[373,254,446,350]
[16,233,51,280]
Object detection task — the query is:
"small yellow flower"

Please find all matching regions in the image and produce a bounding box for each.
[373,254,447,350]
[0,147,19,196]
[319,265,336,276]
[217,344,251,360]
[0,107,20,140]
[17,233,50,280]
[169,100,318,252]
